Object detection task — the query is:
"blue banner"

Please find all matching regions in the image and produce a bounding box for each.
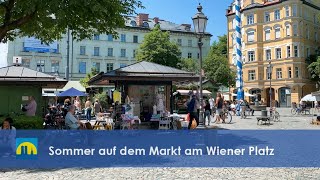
[0,130,319,168]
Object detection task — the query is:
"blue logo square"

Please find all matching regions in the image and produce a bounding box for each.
[16,138,38,159]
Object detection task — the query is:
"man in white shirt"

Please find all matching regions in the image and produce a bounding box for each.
[209,95,215,117]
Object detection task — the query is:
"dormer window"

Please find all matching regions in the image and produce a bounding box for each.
[143,22,149,28]
[130,20,137,27]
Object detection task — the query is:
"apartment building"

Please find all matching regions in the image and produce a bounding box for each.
[7,14,211,80]
[227,0,320,106]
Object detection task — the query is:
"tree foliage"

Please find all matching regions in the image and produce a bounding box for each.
[307,55,320,86]
[80,68,99,88]
[0,0,143,43]
[178,58,199,73]
[204,35,235,87]
[136,25,181,68]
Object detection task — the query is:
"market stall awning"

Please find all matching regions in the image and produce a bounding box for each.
[57,87,87,97]
[88,61,199,85]
[61,81,86,92]
[0,65,66,88]
[174,90,212,96]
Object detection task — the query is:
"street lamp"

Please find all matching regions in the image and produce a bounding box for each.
[192,3,208,128]
[267,60,273,116]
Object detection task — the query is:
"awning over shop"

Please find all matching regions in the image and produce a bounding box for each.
[174,90,212,96]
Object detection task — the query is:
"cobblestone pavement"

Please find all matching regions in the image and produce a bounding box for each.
[1,168,320,180]
[3,108,320,179]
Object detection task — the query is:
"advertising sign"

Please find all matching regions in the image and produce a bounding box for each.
[23,37,58,53]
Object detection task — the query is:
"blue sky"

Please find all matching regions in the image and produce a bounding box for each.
[137,0,232,44]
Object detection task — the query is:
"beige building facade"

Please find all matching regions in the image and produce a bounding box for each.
[227,0,320,107]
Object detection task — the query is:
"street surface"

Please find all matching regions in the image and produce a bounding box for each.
[2,108,320,179]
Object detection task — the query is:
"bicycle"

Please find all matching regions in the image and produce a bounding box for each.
[270,107,280,122]
[212,108,232,124]
[291,106,311,115]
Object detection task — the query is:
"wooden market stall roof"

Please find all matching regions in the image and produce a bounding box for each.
[0,65,67,88]
[88,61,199,85]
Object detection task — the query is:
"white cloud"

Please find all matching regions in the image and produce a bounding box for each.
[0,43,8,68]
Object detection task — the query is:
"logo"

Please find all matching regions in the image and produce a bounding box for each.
[16,138,38,159]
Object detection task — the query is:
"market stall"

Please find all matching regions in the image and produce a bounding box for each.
[88,61,198,121]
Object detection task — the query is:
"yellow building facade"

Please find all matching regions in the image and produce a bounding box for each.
[227,0,320,107]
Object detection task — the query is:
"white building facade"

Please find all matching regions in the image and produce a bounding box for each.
[7,14,211,80]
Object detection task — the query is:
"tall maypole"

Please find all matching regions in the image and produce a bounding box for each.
[234,0,244,100]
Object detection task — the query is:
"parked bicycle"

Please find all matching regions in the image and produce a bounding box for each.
[270,107,280,121]
[291,105,310,115]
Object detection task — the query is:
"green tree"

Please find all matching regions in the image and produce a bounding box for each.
[178,58,199,73]
[307,55,320,86]
[80,68,99,88]
[204,35,235,87]
[136,25,181,68]
[0,0,142,43]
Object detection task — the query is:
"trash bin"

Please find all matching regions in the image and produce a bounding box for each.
[261,110,267,117]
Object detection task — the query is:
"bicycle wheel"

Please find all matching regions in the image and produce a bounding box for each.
[274,111,280,121]
[291,109,297,115]
[225,112,232,123]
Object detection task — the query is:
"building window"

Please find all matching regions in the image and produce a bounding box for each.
[248,70,256,81]
[287,46,291,58]
[80,46,86,55]
[275,10,280,20]
[133,35,138,43]
[294,45,299,57]
[120,34,126,42]
[248,51,255,62]
[295,67,299,78]
[265,12,270,22]
[188,40,192,47]
[92,62,100,72]
[275,28,281,39]
[94,47,100,56]
[36,60,45,72]
[106,63,114,72]
[293,24,298,36]
[276,48,282,59]
[133,49,136,58]
[286,25,290,36]
[177,39,182,46]
[79,62,86,74]
[247,31,254,42]
[292,5,297,17]
[120,63,127,68]
[22,59,30,68]
[306,48,310,58]
[51,60,59,73]
[306,27,310,39]
[143,22,149,28]
[188,53,192,58]
[314,14,317,24]
[120,49,126,57]
[276,68,282,79]
[266,49,271,60]
[130,20,137,27]
[265,29,271,40]
[107,34,113,41]
[247,14,254,25]
[108,48,113,57]
[288,67,292,79]
[285,6,290,17]
[315,32,318,42]
[93,34,100,40]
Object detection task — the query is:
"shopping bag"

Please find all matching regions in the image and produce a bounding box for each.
[190,118,197,129]
[186,113,190,121]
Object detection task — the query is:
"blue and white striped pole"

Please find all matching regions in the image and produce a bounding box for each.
[235,0,244,100]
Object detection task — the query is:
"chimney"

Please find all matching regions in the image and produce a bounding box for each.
[181,24,191,31]
[153,17,159,24]
[136,13,149,26]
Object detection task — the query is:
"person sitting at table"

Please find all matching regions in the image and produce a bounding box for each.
[65,105,86,130]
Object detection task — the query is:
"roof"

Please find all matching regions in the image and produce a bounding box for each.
[89,61,199,85]
[124,16,212,36]
[61,81,86,92]
[0,65,67,88]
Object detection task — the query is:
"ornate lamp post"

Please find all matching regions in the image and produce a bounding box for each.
[192,3,208,128]
[267,60,273,116]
